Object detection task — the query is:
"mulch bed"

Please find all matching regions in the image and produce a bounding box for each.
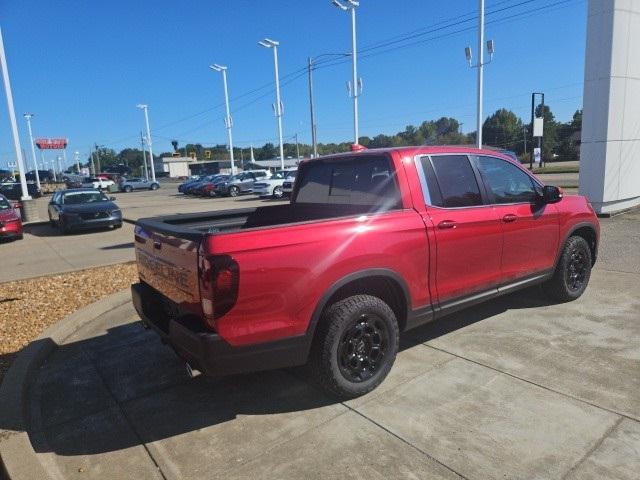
[0,262,138,385]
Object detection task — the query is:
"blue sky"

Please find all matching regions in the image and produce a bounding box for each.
[1,0,586,168]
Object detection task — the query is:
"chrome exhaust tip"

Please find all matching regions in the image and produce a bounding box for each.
[185,362,202,378]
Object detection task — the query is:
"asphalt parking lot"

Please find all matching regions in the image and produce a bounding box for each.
[1,185,286,283]
[1,209,638,479]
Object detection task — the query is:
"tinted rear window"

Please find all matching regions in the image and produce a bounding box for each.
[294,155,401,209]
[430,155,482,208]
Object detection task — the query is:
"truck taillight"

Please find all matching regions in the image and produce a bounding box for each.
[200,255,239,328]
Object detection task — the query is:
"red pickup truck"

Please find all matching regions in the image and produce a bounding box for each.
[132,147,599,399]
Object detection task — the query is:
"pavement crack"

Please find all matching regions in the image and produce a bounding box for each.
[423,344,639,422]
[344,405,470,480]
[560,416,624,480]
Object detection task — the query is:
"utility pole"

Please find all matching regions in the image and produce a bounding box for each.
[90,150,97,176]
[523,126,527,155]
[307,57,318,157]
[140,131,148,180]
[23,114,41,189]
[137,104,156,181]
[294,133,300,159]
[94,143,101,173]
[0,27,30,201]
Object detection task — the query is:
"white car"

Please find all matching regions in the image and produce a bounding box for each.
[252,170,296,199]
[281,171,297,197]
[81,177,115,190]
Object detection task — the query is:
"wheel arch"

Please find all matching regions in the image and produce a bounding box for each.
[557,222,598,267]
[305,269,411,346]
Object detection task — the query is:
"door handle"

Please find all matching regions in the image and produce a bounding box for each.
[502,214,517,223]
[438,220,457,229]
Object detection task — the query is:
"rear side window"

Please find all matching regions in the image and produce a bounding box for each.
[475,156,539,204]
[295,155,401,209]
[430,155,483,208]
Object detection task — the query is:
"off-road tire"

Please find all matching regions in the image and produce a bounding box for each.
[543,235,592,302]
[308,294,399,400]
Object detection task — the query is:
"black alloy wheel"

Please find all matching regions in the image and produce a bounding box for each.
[337,313,389,383]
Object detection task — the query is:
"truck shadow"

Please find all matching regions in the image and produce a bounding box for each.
[12,286,552,457]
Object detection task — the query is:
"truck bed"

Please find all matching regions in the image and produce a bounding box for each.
[136,203,374,240]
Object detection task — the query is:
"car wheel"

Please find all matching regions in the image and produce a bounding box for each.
[229,186,240,197]
[124,186,133,193]
[543,235,592,302]
[150,183,159,190]
[49,214,55,227]
[308,294,399,400]
[273,186,284,199]
[208,190,216,198]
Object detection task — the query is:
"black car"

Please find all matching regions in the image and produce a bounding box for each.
[0,182,42,200]
[47,188,122,234]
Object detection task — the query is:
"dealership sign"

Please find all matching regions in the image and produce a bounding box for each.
[35,138,68,149]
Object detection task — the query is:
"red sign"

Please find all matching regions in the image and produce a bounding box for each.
[35,138,68,150]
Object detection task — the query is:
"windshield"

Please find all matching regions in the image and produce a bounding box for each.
[286,171,297,179]
[0,197,10,210]
[62,191,109,205]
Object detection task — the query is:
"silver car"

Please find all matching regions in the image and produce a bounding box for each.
[119,177,160,192]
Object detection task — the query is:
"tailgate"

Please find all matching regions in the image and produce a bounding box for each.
[134,221,202,306]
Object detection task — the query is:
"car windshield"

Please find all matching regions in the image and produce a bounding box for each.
[271,171,286,179]
[62,191,109,204]
[286,171,297,179]
[0,197,10,210]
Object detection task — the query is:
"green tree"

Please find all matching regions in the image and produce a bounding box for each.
[482,109,523,152]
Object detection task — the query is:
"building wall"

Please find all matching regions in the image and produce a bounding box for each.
[580,0,640,213]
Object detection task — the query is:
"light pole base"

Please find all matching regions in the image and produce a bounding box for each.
[20,198,40,223]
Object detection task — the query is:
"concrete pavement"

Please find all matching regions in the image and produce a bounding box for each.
[0,210,638,479]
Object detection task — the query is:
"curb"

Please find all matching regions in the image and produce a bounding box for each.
[0,289,132,480]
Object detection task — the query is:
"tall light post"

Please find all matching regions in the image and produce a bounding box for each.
[258,38,285,170]
[465,0,494,149]
[23,114,41,189]
[210,64,236,174]
[0,27,30,201]
[332,0,362,146]
[136,104,156,181]
[74,150,80,173]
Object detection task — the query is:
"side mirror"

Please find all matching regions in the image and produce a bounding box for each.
[542,185,563,204]
[110,196,116,201]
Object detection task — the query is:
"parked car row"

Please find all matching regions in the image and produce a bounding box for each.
[178,170,272,197]
[177,169,299,199]
[0,182,42,200]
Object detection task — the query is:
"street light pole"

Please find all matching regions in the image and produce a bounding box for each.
[210,64,236,174]
[137,104,156,181]
[74,150,80,173]
[23,114,41,189]
[258,38,285,170]
[464,0,494,149]
[477,0,485,149]
[307,57,318,158]
[140,131,148,180]
[332,0,361,145]
[0,27,30,200]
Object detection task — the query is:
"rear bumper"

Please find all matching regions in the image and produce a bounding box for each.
[131,282,309,376]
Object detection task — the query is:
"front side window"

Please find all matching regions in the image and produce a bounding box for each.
[475,156,539,204]
[0,196,10,210]
[430,155,483,208]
